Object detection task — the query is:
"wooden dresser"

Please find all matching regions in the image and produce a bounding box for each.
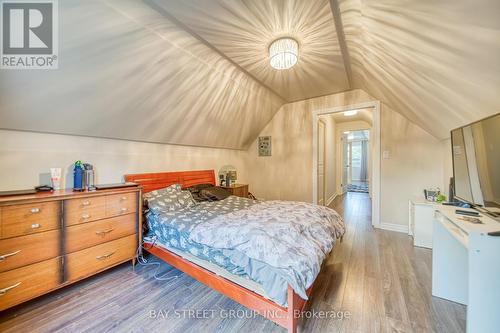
[0,187,141,311]
[221,184,249,198]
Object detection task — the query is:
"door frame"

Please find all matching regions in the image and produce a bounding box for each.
[317,119,327,205]
[312,101,381,229]
[341,133,349,194]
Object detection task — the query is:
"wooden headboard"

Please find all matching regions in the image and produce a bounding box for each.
[124,170,215,193]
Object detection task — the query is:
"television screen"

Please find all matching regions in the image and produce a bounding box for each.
[452,113,500,209]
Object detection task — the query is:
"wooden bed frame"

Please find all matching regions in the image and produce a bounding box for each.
[125,170,313,333]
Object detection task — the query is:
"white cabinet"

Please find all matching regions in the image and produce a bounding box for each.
[408,198,440,248]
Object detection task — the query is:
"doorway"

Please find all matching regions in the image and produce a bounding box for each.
[344,130,370,193]
[312,101,381,228]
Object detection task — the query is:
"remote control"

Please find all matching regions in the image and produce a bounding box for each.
[470,218,482,224]
[455,209,480,216]
[457,216,483,224]
[488,231,500,236]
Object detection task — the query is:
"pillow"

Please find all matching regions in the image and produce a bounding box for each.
[199,186,231,201]
[186,183,214,202]
[144,184,182,200]
[176,190,197,207]
[145,184,196,212]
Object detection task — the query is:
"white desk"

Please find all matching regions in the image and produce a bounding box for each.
[432,206,500,333]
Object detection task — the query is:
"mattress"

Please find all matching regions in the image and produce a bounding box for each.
[145,195,345,306]
[145,196,290,306]
[145,196,255,277]
[145,237,271,300]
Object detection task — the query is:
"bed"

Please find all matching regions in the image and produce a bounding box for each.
[125,170,344,333]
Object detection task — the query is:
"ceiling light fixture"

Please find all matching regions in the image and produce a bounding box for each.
[344,110,358,116]
[269,38,299,70]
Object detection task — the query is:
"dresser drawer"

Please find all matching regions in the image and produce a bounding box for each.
[65,214,137,253]
[0,257,61,311]
[1,201,60,239]
[64,196,106,226]
[66,234,136,282]
[105,192,137,217]
[0,230,60,272]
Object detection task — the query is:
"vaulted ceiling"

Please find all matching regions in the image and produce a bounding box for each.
[1,0,499,148]
[339,0,500,139]
[0,0,285,150]
[152,0,500,139]
[150,0,350,102]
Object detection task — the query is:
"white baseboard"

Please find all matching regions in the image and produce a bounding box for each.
[326,193,337,206]
[379,222,409,234]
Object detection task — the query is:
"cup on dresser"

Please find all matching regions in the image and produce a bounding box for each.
[50,168,62,190]
[82,164,95,191]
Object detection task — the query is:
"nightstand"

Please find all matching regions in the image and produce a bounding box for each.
[222,184,249,198]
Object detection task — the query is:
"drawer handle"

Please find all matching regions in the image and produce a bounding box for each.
[31,223,40,229]
[120,196,128,201]
[0,282,21,296]
[96,251,115,260]
[30,208,40,214]
[120,207,128,213]
[0,250,21,261]
[95,228,114,236]
[82,200,91,206]
[82,213,91,220]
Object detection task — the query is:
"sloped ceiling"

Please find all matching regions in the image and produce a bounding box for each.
[150,0,350,102]
[0,0,284,150]
[339,0,500,139]
[1,0,498,148]
[155,0,500,139]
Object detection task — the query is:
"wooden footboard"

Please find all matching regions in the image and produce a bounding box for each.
[144,243,312,333]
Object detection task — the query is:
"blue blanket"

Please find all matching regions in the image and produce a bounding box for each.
[189,200,345,300]
[146,196,345,306]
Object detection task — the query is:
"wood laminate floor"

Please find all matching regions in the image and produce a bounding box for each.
[0,192,466,333]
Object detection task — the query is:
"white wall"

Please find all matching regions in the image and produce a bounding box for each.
[0,130,249,191]
[247,90,447,228]
[246,89,375,202]
[379,105,445,227]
